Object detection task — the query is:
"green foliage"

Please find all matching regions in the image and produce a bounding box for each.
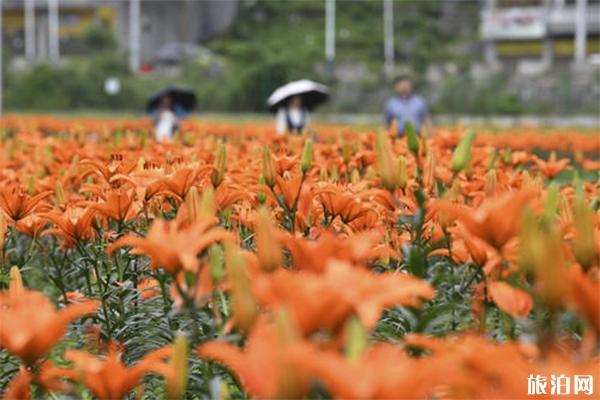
[82,23,118,53]
[6,55,165,111]
[434,73,530,115]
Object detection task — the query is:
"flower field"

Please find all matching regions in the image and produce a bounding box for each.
[0,116,599,399]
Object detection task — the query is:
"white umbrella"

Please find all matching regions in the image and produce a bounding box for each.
[267,79,330,112]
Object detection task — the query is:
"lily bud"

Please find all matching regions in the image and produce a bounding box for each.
[449,179,462,201]
[9,266,24,301]
[185,186,201,223]
[27,176,36,195]
[300,138,313,174]
[211,141,227,187]
[520,215,567,310]
[276,308,299,347]
[166,335,189,399]
[375,132,397,191]
[388,119,398,140]
[113,131,122,148]
[419,135,428,159]
[379,234,390,266]
[225,242,258,332]
[218,381,230,400]
[342,141,353,164]
[262,146,276,188]
[572,170,582,189]
[256,207,281,272]
[199,188,215,219]
[487,149,498,170]
[365,166,376,180]
[274,308,303,399]
[183,133,195,146]
[137,157,146,172]
[71,154,80,171]
[464,157,473,178]
[257,175,267,204]
[484,168,497,196]
[0,213,6,253]
[522,170,533,188]
[350,169,360,185]
[573,193,596,269]
[503,148,512,165]
[574,150,584,165]
[6,140,16,161]
[344,316,367,362]
[543,183,559,222]
[537,227,568,311]
[44,144,54,163]
[140,130,148,148]
[451,130,476,173]
[404,121,419,156]
[319,166,328,181]
[398,155,408,190]
[55,180,67,207]
[519,210,538,273]
[423,152,436,190]
[209,244,225,283]
[330,164,339,181]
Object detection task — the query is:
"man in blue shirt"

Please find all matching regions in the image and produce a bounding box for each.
[384,75,433,137]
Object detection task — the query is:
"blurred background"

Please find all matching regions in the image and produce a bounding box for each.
[0,0,599,120]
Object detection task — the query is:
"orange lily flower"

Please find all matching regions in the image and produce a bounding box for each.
[274,172,303,210]
[403,334,600,399]
[108,217,233,275]
[65,342,172,400]
[109,171,166,204]
[80,156,136,186]
[137,277,161,301]
[41,207,96,249]
[279,230,388,273]
[317,185,373,224]
[15,214,48,238]
[435,188,537,249]
[430,225,494,268]
[533,152,571,178]
[90,189,139,223]
[215,182,252,211]
[0,274,99,364]
[252,260,433,332]
[169,265,219,309]
[198,317,312,399]
[3,361,78,400]
[0,185,52,222]
[488,281,533,319]
[274,153,299,175]
[287,341,451,399]
[159,167,204,200]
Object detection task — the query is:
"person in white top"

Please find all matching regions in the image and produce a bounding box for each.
[275,95,309,135]
[153,96,179,143]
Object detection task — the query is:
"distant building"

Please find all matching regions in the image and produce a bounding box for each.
[1,0,238,65]
[114,0,238,65]
[480,0,600,65]
[2,0,118,59]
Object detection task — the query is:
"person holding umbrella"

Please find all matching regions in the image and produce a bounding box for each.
[146,86,196,143]
[267,80,330,135]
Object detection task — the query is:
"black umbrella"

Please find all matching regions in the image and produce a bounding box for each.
[146,86,197,114]
[267,80,330,112]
